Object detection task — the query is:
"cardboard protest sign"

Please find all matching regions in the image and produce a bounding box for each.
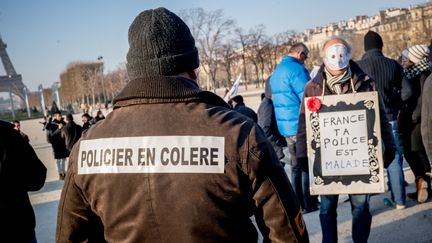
[304,91,385,195]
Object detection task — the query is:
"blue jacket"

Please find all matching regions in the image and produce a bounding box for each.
[270,56,310,136]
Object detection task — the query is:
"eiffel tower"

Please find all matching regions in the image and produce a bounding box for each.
[0,35,26,101]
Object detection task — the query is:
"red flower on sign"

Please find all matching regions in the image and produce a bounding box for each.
[307,96,321,112]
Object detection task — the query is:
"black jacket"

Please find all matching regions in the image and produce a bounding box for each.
[357,49,403,121]
[61,121,82,151]
[49,118,69,159]
[400,69,431,151]
[82,122,91,132]
[257,97,287,160]
[234,103,258,123]
[0,120,46,242]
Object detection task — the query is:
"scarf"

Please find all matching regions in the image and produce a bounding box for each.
[324,67,352,94]
[403,58,432,80]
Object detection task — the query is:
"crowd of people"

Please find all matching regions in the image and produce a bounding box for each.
[252,31,431,242]
[2,6,432,243]
[224,28,432,243]
[42,109,105,180]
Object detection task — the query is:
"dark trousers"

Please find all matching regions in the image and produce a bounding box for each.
[400,117,431,185]
[286,136,318,212]
[320,194,372,243]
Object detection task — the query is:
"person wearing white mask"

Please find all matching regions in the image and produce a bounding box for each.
[296,37,396,243]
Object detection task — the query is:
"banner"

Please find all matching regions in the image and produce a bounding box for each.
[223,74,241,102]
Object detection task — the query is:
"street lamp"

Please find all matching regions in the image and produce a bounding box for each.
[97,56,106,104]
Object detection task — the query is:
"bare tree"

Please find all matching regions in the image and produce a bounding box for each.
[266,31,296,75]
[105,63,129,99]
[28,91,41,111]
[79,63,102,106]
[219,41,237,87]
[43,88,53,110]
[59,62,104,108]
[178,8,205,41]
[247,25,268,88]
[234,28,250,90]
[200,9,234,90]
[181,8,234,91]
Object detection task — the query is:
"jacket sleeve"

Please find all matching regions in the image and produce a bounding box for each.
[49,124,62,136]
[56,146,106,243]
[296,90,308,159]
[401,77,413,102]
[371,81,396,166]
[247,124,309,243]
[421,75,432,161]
[257,100,273,138]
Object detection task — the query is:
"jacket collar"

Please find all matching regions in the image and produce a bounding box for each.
[113,75,230,109]
[284,55,302,64]
[312,60,368,90]
[361,49,384,59]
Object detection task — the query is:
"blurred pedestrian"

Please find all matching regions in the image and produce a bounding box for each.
[270,42,318,213]
[61,114,82,154]
[0,120,47,242]
[13,120,30,143]
[400,44,432,203]
[92,110,106,124]
[48,111,68,180]
[357,30,406,209]
[231,95,258,122]
[421,73,432,174]
[257,77,287,165]
[81,113,92,132]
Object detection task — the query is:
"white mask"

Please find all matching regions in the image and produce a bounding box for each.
[324,44,351,71]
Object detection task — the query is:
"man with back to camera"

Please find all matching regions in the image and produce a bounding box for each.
[56,7,309,243]
[61,114,82,154]
[356,30,406,209]
[270,42,319,213]
[0,120,47,242]
[231,94,258,123]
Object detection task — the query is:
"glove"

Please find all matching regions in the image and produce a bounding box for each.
[383,148,396,168]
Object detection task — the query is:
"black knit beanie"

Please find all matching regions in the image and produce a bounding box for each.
[231,95,244,104]
[126,7,199,80]
[364,31,383,51]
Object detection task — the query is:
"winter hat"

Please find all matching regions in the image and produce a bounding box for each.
[402,44,430,64]
[126,7,199,80]
[231,95,244,104]
[364,31,383,51]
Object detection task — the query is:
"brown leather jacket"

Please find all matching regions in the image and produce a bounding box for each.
[56,76,308,243]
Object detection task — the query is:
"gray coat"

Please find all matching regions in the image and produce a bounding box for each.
[421,74,432,161]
